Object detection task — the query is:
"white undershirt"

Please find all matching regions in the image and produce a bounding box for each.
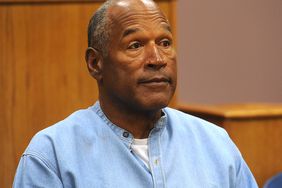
[131,138,149,169]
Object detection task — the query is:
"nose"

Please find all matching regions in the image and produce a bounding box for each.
[145,44,166,70]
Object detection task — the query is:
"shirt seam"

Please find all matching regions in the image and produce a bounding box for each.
[158,132,167,188]
[23,150,60,179]
[93,102,134,147]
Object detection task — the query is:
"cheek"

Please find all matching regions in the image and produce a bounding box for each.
[160,47,177,64]
[165,54,177,73]
[168,49,177,63]
[103,63,138,90]
[171,60,177,75]
[116,52,145,71]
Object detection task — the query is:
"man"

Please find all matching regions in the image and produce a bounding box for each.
[13,0,258,187]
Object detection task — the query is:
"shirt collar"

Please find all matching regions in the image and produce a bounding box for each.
[92,101,167,149]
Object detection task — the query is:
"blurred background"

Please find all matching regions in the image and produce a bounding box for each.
[0,0,281,187]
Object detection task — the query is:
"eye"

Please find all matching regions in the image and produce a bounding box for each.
[159,39,172,48]
[128,41,142,49]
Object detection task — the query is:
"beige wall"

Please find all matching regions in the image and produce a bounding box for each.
[177,0,282,104]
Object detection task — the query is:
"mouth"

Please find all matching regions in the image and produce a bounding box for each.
[138,76,171,85]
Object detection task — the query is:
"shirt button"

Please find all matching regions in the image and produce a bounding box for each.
[123,131,129,138]
[154,159,159,166]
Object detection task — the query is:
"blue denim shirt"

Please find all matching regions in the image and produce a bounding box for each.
[13,102,258,187]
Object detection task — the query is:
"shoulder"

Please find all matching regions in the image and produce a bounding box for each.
[163,107,241,159]
[163,108,258,187]
[23,105,104,168]
[163,107,227,137]
[28,105,99,145]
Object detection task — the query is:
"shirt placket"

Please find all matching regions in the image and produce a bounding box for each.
[148,120,166,188]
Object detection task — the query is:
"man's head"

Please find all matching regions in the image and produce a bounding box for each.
[86,0,177,113]
[87,0,112,56]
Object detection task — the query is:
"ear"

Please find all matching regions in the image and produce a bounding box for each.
[85,47,103,81]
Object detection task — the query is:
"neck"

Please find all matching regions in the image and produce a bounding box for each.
[99,97,162,139]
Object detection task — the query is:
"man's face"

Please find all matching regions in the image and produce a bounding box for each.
[100,1,177,112]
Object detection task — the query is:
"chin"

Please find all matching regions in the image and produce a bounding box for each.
[138,96,171,111]
[130,88,175,112]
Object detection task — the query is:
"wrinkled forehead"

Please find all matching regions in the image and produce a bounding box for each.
[115,0,157,10]
[107,0,169,30]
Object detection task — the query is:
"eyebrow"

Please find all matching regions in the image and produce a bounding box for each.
[122,24,172,38]
[164,24,172,33]
[122,28,140,38]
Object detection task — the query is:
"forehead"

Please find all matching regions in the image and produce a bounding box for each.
[108,1,170,32]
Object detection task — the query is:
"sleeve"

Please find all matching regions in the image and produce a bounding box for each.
[13,153,63,188]
[218,128,258,188]
[235,156,259,188]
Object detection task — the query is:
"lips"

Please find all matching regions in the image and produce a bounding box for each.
[138,76,171,84]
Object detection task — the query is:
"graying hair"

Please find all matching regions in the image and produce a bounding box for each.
[87,0,113,56]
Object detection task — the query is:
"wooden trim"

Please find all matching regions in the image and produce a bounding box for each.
[0,0,102,2]
[178,103,282,119]
[0,0,174,5]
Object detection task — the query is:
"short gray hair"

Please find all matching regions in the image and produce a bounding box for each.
[87,1,113,56]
